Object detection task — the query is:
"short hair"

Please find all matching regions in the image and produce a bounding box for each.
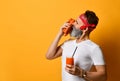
[84,10,99,26]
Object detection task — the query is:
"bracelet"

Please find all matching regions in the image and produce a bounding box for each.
[82,70,87,78]
[79,69,87,78]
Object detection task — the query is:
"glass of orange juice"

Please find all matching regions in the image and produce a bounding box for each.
[66,57,74,65]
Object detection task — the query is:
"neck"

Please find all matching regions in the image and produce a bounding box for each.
[76,34,90,43]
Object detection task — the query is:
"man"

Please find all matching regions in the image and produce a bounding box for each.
[46,10,107,81]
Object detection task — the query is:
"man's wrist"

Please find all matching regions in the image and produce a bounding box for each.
[79,69,87,78]
[58,32,63,37]
[82,70,87,78]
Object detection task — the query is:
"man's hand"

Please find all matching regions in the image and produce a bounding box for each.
[59,23,71,36]
[65,64,82,77]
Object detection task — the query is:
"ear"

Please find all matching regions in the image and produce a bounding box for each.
[85,27,88,31]
[82,27,88,33]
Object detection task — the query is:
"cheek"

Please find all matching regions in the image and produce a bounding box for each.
[76,25,80,29]
[74,24,82,30]
[73,21,84,29]
[79,20,85,28]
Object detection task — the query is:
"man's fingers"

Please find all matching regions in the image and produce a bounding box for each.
[62,23,71,28]
[66,64,74,68]
[65,66,71,71]
[65,67,73,73]
[65,66,75,75]
[65,67,69,72]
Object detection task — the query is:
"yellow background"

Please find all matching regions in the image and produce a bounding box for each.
[0,0,120,81]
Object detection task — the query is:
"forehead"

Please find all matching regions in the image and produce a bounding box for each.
[76,14,88,25]
[76,17,83,23]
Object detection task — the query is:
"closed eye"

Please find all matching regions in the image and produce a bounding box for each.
[75,20,78,24]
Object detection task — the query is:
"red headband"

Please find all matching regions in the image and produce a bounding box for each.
[79,14,96,30]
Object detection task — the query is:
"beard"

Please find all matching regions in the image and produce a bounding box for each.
[70,25,83,38]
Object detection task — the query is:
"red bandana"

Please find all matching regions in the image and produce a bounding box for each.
[79,14,95,30]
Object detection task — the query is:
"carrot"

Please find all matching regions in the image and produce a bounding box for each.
[63,18,75,36]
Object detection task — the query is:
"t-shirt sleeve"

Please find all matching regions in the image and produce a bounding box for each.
[61,40,68,49]
[91,46,105,65]
[61,43,64,49]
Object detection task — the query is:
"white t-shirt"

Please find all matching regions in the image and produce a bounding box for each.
[61,39,105,81]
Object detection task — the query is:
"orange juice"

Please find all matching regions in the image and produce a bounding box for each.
[66,57,74,65]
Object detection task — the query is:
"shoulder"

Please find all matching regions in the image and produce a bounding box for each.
[84,40,102,52]
[87,41,103,55]
[86,40,100,48]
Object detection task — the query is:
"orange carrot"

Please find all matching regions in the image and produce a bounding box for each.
[63,18,75,36]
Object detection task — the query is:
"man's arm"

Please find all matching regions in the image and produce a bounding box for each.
[45,32,63,60]
[65,65,107,81]
[46,23,70,60]
[84,65,107,81]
